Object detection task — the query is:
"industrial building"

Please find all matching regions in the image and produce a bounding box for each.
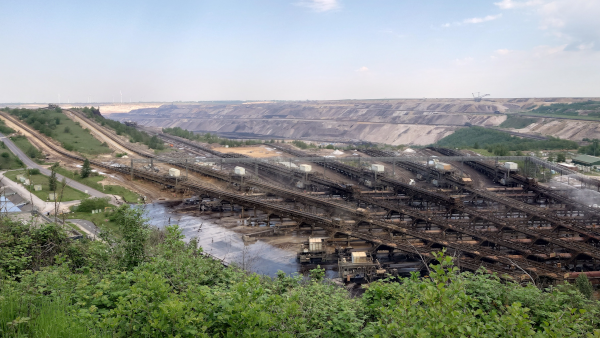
[572,155,600,167]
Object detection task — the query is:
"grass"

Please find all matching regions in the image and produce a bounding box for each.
[4,169,89,202]
[0,142,25,170]
[66,211,119,233]
[154,147,176,155]
[54,166,140,202]
[498,115,537,129]
[9,135,46,164]
[520,111,600,122]
[8,108,111,155]
[0,293,110,337]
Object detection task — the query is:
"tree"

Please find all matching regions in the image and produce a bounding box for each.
[48,162,59,192]
[575,273,593,300]
[557,153,566,163]
[106,205,151,269]
[473,142,479,149]
[26,146,38,159]
[63,126,70,133]
[80,159,91,178]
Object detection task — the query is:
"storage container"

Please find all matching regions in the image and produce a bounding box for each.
[309,238,322,252]
[371,164,384,172]
[234,166,246,175]
[299,164,312,172]
[351,252,368,264]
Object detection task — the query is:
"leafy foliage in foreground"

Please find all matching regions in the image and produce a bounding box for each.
[436,126,578,151]
[1,207,599,337]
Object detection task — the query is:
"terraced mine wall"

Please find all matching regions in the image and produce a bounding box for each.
[108,97,600,144]
[109,100,511,145]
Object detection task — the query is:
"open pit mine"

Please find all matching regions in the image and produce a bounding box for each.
[109,97,600,145]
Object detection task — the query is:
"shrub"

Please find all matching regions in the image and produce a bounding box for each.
[74,197,111,213]
[27,168,40,175]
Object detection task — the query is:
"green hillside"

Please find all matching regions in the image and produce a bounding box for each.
[2,107,111,155]
[435,126,578,154]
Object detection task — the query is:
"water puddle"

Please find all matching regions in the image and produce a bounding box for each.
[142,203,301,277]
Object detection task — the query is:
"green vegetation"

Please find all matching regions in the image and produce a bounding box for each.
[80,107,164,150]
[3,107,111,155]
[163,126,263,147]
[292,140,316,149]
[529,100,600,117]
[4,169,88,202]
[579,139,600,157]
[54,166,139,202]
[9,135,45,163]
[1,208,600,337]
[436,126,578,152]
[80,158,91,178]
[499,116,537,129]
[0,118,15,134]
[72,197,112,213]
[0,141,24,169]
[48,163,59,191]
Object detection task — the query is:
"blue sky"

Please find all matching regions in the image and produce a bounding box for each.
[1,0,599,102]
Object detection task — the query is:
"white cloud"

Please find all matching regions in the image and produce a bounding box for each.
[356,66,369,72]
[495,49,512,55]
[494,0,600,50]
[494,0,542,9]
[443,14,502,27]
[463,14,503,24]
[453,57,474,66]
[297,0,340,12]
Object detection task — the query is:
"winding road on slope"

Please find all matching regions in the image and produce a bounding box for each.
[0,132,111,200]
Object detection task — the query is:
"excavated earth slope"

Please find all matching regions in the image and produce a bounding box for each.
[108,98,600,145]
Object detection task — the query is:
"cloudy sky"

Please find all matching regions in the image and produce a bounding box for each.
[1,0,599,102]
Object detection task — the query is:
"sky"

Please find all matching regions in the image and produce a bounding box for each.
[1,0,599,102]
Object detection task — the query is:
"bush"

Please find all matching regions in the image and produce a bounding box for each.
[27,168,40,175]
[74,197,111,213]
[26,145,40,159]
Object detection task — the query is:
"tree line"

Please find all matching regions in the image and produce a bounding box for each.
[4,107,62,137]
[528,100,600,117]
[436,126,578,154]
[81,107,164,150]
[163,126,263,147]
